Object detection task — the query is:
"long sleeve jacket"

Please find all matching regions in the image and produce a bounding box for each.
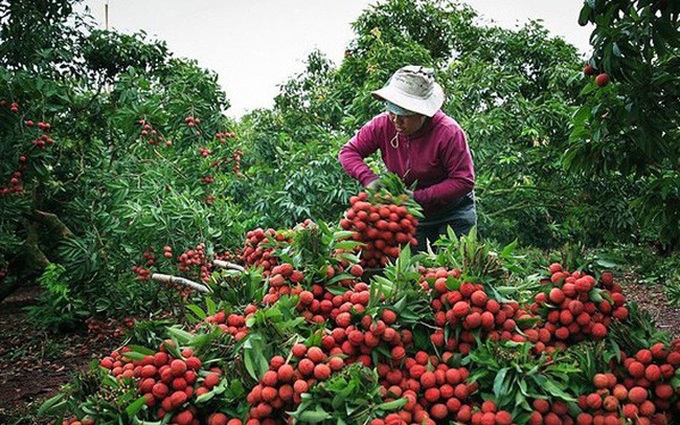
[338,111,475,222]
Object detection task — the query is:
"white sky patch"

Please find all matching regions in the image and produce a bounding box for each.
[79,0,592,118]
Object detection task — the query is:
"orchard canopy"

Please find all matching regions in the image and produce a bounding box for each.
[1,0,680,425]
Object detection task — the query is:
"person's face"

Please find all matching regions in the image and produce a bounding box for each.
[388,112,426,136]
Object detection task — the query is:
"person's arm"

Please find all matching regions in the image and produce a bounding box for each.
[338,116,383,187]
[413,128,474,208]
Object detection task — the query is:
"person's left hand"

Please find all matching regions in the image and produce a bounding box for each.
[366,178,381,190]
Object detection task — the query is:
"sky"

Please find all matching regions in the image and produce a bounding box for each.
[79,0,593,119]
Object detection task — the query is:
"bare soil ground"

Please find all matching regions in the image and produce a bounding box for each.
[0,286,123,425]
[622,278,680,339]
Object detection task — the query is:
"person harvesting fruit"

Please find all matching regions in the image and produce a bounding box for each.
[338,65,476,251]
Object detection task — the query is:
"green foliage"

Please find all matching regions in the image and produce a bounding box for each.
[0,0,81,71]
[441,20,585,248]
[81,29,168,80]
[3,0,679,335]
[466,339,581,418]
[350,0,476,62]
[240,296,308,380]
[370,246,433,325]
[588,242,680,306]
[427,228,523,283]
[26,263,89,332]
[568,0,680,247]
[289,363,407,424]
[0,0,247,323]
[38,365,142,424]
[608,302,671,354]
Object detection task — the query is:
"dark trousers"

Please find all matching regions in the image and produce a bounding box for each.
[414,203,477,252]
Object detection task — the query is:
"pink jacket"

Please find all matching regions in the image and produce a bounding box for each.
[338,111,475,218]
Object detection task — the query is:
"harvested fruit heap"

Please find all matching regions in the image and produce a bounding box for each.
[45,192,680,425]
[530,265,629,348]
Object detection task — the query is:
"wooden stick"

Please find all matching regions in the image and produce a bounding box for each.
[213,260,246,272]
[151,273,210,293]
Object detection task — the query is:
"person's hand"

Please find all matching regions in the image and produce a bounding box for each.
[366,178,381,190]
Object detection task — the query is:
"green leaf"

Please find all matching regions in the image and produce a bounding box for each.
[578,5,592,26]
[243,338,270,381]
[589,290,604,303]
[377,397,408,411]
[125,395,149,417]
[334,240,363,251]
[328,272,354,285]
[205,297,217,315]
[186,304,207,320]
[579,83,598,97]
[493,367,509,399]
[196,390,216,403]
[127,345,156,356]
[296,408,332,423]
[37,393,66,416]
[123,351,147,361]
[166,326,195,344]
[595,257,620,269]
[333,230,357,240]
[243,348,258,381]
[535,375,576,401]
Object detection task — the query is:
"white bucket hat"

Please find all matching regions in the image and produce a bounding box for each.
[371,65,445,117]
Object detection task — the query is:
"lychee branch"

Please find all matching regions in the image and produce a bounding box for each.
[212,259,245,272]
[151,273,210,293]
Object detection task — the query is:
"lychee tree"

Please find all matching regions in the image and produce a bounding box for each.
[567,0,680,249]
[0,0,247,324]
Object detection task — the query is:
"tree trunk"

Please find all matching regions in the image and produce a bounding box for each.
[32,209,75,239]
[0,210,74,302]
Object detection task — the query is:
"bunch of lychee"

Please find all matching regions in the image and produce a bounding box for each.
[375,350,493,424]
[1,171,24,195]
[137,119,167,146]
[577,367,674,425]
[424,267,532,354]
[531,265,628,345]
[340,192,418,269]
[203,306,258,341]
[245,347,341,423]
[177,243,212,282]
[239,228,285,275]
[101,343,219,425]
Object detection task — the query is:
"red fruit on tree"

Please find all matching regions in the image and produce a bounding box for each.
[549,288,565,305]
[349,264,364,277]
[175,410,193,425]
[170,390,188,408]
[595,73,610,87]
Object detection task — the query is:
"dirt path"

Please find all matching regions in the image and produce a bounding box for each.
[0,286,123,425]
[621,278,680,340]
